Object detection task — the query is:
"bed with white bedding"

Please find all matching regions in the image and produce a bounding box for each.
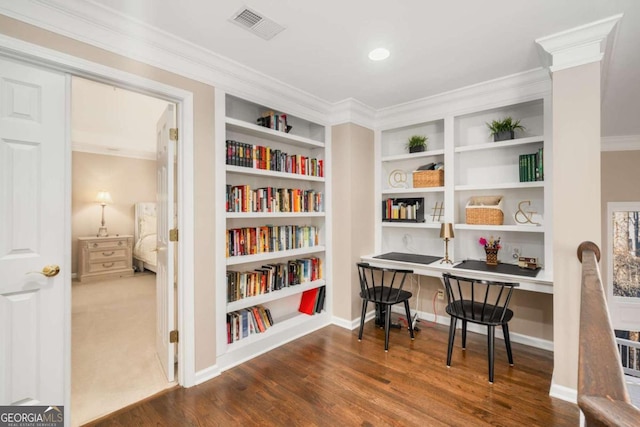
[133,202,157,273]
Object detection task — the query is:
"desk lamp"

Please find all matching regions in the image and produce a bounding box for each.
[95,190,112,237]
[440,222,454,264]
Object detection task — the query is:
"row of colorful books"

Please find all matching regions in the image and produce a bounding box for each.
[226,225,319,257]
[227,305,273,344]
[225,139,324,177]
[227,257,322,302]
[226,185,324,213]
[519,148,544,182]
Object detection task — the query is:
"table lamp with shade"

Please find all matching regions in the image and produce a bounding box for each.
[440,222,454,264]
[95,190,112,237]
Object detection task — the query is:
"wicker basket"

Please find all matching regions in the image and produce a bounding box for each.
[413,169,444,188]
[465,196,504,225]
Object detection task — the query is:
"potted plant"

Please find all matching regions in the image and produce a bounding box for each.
[406,135,428,153]
[486,117,525,142]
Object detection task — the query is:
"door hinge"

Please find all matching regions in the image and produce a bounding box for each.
[169,228,179,242]
[169,128,178,141]
[169,330,179,343]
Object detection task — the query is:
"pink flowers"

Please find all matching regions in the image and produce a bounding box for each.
[479,236,501,249]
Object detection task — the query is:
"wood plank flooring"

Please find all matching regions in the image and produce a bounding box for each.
[86,321,579,426]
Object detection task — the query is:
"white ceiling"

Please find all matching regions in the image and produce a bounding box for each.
[76,1,640,136]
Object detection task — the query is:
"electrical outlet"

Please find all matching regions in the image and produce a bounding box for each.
[437,290,444,300]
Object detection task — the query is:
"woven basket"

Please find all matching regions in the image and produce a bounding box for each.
[485,248,499,266]
[413,169,444,188]
[465,196,504,225]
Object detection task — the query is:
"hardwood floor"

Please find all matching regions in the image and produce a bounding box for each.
[86,322,579,426]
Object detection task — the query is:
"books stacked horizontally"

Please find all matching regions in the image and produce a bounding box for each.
[226,185,324,213]
[298,286,326,315]
[519,148,543,182]
[225,140,324,177]
[227,305,273,344]
[227,257,322,302]
[226,224,319,257]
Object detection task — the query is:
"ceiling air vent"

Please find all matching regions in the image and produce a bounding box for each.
[229,6,285,41]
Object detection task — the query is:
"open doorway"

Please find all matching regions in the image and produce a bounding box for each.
[70,76,177,425]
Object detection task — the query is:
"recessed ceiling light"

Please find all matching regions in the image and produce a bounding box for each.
[368,48,390,61]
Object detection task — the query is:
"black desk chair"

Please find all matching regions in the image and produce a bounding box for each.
[442,272,519,383]
[356,262,414,351]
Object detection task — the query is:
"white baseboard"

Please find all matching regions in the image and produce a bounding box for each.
[332,310,375,331]
[549,376,578,404]
[194,365,221,386]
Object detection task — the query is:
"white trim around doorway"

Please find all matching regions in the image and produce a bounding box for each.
[0,31,197,411]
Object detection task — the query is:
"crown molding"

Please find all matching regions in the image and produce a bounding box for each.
[375,68,551,130]
[330,98,376,129]
[0,0,333,125]
[601,135,640,152]
[536,14,622,74]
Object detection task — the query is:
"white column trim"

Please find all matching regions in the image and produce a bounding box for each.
[535,14,623,73]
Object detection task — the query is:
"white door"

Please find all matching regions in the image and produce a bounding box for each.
[0,57,67,405]
[156,104,176,381]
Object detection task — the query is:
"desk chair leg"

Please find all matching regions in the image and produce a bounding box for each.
[461,319,467,350]
[384,304,392,352]
[502,323,514,366]
[403,300,415,340]
[487,326,495,384]
[358,300,368,341]
[446,318,457,367]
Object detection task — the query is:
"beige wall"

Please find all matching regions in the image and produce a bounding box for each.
[331,123,375,320]
[601,150,640,290]
[71,152,156,273]
[552,62,602,390]
[0,15,218,372]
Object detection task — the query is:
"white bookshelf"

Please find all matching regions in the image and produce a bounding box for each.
[216,93,331,369]
[375,97,552,284]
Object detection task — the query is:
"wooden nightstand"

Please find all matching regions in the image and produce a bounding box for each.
[77,235,134,282]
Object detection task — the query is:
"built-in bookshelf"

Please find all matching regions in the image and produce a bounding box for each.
[216,93,331,370]
[375,96,552,283]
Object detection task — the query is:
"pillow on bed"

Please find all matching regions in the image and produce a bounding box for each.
[139,214,157,238]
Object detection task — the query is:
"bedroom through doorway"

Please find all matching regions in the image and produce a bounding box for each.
[70,76,178,426]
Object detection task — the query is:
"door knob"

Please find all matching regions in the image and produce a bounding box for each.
[27,265,61,277]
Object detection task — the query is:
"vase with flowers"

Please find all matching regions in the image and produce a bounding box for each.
[479,236,501,266]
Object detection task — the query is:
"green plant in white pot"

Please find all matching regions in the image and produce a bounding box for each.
[406,135,428,153]
[486,117,525,142]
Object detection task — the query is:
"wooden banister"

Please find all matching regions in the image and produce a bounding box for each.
[577,241,640,426]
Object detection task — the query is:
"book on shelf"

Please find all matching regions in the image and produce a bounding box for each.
[226,224,319,257]
[225,140,323,177]
[226,185,324,213]
[382,198,425,222]
[299,285,325,315]
[256,110,291,133]
[518,148,544,183]
[298,288,319,315]
[227,304,275,344]
[226,257,322,302]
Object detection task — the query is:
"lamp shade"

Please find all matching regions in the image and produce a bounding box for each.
[440,222,454,239]
[95,190,112,205]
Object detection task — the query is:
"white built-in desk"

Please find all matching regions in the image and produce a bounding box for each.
[361,253,553,294]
